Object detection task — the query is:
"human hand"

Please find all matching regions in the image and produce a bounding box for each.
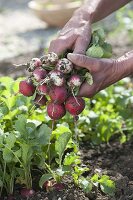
[49,11,92,55]
[67,53,132,98]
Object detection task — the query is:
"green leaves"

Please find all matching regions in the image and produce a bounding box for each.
[35,124,51,145]
[39,174,53,188]
[102,42,112,58]
[55,132,71,167]
[63,152,80,166]
[15,115,27,135]
[91,174,115,197]
[99,175,115,196]
[86,46,104,58]
[79,178,92,193]
[86,28,112,58]
[3,148,14,163]
[20,143,33,165]
[84,72,94,85]
[5,133,16,149]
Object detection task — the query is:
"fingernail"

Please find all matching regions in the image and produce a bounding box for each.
[67,53,77,60]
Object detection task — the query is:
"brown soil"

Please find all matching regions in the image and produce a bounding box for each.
[2,139,133,200]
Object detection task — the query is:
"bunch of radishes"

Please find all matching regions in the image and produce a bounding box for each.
[18,52,91,120]
[17,28,113,121]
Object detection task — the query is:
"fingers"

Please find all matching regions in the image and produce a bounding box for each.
[67,53,100,72]
[73,23,91,54]
[48,39,69,55]
[48,34,76,56]
[73,36,90,54]
[78,82,96,98]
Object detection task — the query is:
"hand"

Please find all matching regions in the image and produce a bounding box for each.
[67,53,131,98]
[49,11,92,55]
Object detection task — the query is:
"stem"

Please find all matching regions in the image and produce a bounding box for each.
[72,88,80,106]
[2,146,32,190]
[52,120,55,130]
[40,75,50,85]
[3,145,24,168]
[9,166,15,195]
[25,165,32,189]
[46,120,55,165]
[3,145,32,189]
[59,157,62,169]
[44,162,56,181]
[0,162,6,197]
[29,105,36,113]
[74,117,79,146]
[13,63,27,68]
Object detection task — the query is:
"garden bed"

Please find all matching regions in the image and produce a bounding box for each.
[3,139,133,200]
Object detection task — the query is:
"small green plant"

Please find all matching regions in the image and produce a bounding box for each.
[91,174,115,197]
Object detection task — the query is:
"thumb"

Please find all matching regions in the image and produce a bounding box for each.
[67,53,99,71]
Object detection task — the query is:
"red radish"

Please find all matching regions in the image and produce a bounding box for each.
[34,94,47,106]
[56,58,73,74]
[19,79,35,97]
[53,183,65,191]
[7,195,15,200]
[68,74,82,88]
[31,58,42,67]
[65,96,85,116]
[48,70,65,86]
[37,83,49,95]
[43,180,53,189]
[47,102,66,120]
[43,180,64,192]
[28,58,42,72]
[32,67,47,82]
[49,86,68,104]
[20,188,35,197]
[41,52,58,66]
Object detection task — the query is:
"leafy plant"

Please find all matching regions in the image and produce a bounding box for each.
[91,174,115,197]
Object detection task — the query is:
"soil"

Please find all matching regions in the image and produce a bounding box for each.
[2,139,133,200]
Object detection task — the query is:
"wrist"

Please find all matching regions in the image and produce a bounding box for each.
[116,51,133,77]
[73,6,94,23]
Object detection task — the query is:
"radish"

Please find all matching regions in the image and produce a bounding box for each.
[47,102,66,120]
[49,86,68,104]
[14,58,42,72]
[28,58,42,71]
[68,74,82,88]
[20,188,35,197]
[53,183,65,191]
[19,79,35,97]
[56,58,73,74]
[37,83,49,95]
[43,180,53,191]
[65,96,85,116]
[34,94,47,106]
[7,195,15,200]
[32,67,47,82]
[41,52,58,66]
[45,70,65,87]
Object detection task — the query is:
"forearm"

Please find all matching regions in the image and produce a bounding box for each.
[74,0,131,23]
